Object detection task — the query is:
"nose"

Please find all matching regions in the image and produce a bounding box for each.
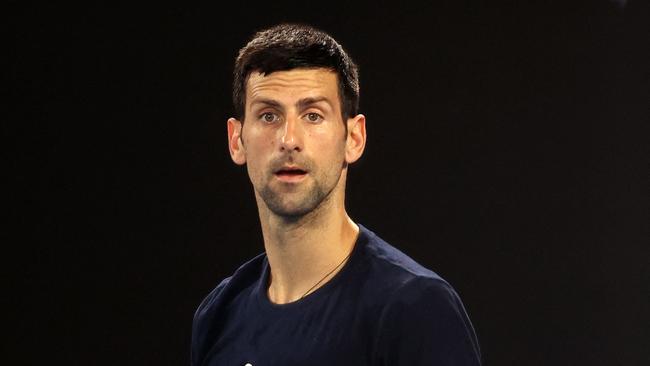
[279,115,303,152]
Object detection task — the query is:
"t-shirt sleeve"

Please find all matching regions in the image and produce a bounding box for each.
[374,277,482,366]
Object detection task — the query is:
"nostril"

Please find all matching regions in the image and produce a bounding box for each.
[280,144,301,152]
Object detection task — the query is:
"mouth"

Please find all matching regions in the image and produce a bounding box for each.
[274,167,308,182]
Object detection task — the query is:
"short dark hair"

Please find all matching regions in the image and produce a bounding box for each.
[232,23,360,122]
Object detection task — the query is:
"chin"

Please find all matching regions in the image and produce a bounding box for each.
[262,193,327,219]
[259,180,336,219]
[268,201,318,219]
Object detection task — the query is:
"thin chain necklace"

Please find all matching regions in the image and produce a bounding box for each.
[299,247,354,299]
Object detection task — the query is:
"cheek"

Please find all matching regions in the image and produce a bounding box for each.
[244,131,275,158]
[314,139,346,169]
[245,140,275,177]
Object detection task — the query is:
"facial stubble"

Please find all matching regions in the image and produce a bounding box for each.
[257,153,346,220]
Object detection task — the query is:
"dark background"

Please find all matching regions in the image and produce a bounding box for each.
[8,1,648,365]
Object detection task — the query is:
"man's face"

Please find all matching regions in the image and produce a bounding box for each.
[230,68,351,217]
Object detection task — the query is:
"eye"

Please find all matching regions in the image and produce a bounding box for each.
[304,112,323,123]
[260,112,280,124]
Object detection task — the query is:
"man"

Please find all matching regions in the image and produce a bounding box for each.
[191,23,481,365]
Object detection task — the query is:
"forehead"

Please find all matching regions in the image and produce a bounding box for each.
[246,68,339,105]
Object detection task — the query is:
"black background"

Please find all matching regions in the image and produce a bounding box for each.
[8,1,648,365]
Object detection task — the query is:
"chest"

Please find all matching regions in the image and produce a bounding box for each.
[203,299,380,366]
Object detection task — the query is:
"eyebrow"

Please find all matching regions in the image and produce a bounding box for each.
[250,97,333,111]
[250,98,283,109]
[297,97,332,110]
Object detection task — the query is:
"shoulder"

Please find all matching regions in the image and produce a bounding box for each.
[359,223,471,319]
[358,224,471,323]
[191,253,266,337]
[193,252,266,322]
[191,253,266,365]
[358,224,448,290]
[358,225,482,365]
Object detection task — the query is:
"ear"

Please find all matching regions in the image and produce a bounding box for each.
[345,114,366,164]
[227,117,246,165]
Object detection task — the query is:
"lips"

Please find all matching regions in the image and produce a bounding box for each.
[274,166,308,182]
[275,168,306,175]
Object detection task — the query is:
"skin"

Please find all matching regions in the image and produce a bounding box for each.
[227,68,366,304]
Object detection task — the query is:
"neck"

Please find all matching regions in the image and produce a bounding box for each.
[255,179,359,304]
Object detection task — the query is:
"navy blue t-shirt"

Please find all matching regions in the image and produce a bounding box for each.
[191,224,481,365]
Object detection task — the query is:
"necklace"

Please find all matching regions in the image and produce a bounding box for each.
[299,247,354,299]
